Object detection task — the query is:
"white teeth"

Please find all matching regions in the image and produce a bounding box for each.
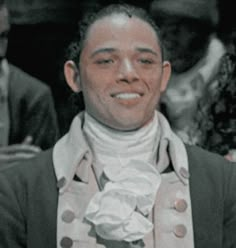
[114,93,141,99]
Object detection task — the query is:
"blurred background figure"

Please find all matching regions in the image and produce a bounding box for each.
[5,0,97,135]
[193,45,236,162]
[150,0,226,143]
[0,0,59,166]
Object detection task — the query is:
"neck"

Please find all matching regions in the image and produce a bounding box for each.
[83,111,159,156]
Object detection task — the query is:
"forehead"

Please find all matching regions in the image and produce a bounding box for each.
[83,14,160,51]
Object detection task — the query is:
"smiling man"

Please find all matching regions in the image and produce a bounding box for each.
[65,11,170,131]
[0,4,236,248]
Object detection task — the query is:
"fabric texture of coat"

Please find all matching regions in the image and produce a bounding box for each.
[0,144,235,248]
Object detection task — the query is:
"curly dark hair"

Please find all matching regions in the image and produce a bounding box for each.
[65,3,164,66]
[196,53,236,155]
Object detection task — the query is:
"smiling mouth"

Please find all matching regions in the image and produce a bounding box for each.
[112,93,143,99]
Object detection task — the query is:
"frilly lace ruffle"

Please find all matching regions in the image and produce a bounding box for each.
[85,160,161,242]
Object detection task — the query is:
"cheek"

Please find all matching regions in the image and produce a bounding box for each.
[83,66,112,88]
[141,71,163,91]
[81,68,101,93]
[81,74,108,106]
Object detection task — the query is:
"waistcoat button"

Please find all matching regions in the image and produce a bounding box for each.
[174,199,188,212]
[60,237,73,248]
[62,210,75,223]
[173,224,187,238]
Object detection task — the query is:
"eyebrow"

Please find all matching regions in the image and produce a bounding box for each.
[90,48,117,58]
[90,47,159,58]
[135,47,158,56]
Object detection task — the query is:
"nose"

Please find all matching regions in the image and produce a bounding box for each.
[117,59,139,83]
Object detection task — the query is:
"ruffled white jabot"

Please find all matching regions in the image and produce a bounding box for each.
[83,112,161,242]
[85,160,161,242]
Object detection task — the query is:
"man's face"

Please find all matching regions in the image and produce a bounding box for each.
[78,14,170,131]
[0,6,10,61]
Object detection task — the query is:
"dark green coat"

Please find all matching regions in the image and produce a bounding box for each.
[0,145,235,248]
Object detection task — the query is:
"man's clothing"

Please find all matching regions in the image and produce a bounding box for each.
[0,113,235,247]
[53,112,193,247]
[0,60,59,149]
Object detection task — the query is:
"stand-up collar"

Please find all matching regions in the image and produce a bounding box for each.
[53,111,190,194]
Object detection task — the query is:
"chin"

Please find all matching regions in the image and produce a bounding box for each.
[109,118,150,132]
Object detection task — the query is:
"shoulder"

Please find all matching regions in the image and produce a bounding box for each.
[186,144,232,170]
[185,147,236,247]
[0,149,57,215]
[186,144,236,192]
[0,149,56,189]
[0,149,58,245]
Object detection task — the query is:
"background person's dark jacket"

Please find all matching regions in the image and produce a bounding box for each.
[0,145,235,247]
[8,64,59,149]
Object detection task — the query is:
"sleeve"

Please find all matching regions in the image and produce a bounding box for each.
[23,86,60,150]
[0,171,26,247]
[223,161,236,247]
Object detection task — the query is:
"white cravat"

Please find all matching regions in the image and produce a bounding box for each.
[83,112,160,181]
[83,112,162,241]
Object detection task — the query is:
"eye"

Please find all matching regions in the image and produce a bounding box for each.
[138,58,154,64]
[95,59,114,64]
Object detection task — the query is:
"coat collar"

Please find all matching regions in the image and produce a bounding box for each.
[53,111,190,194]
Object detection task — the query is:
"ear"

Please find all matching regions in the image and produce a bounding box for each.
[64,60,81,92]
[160,61,171,92]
